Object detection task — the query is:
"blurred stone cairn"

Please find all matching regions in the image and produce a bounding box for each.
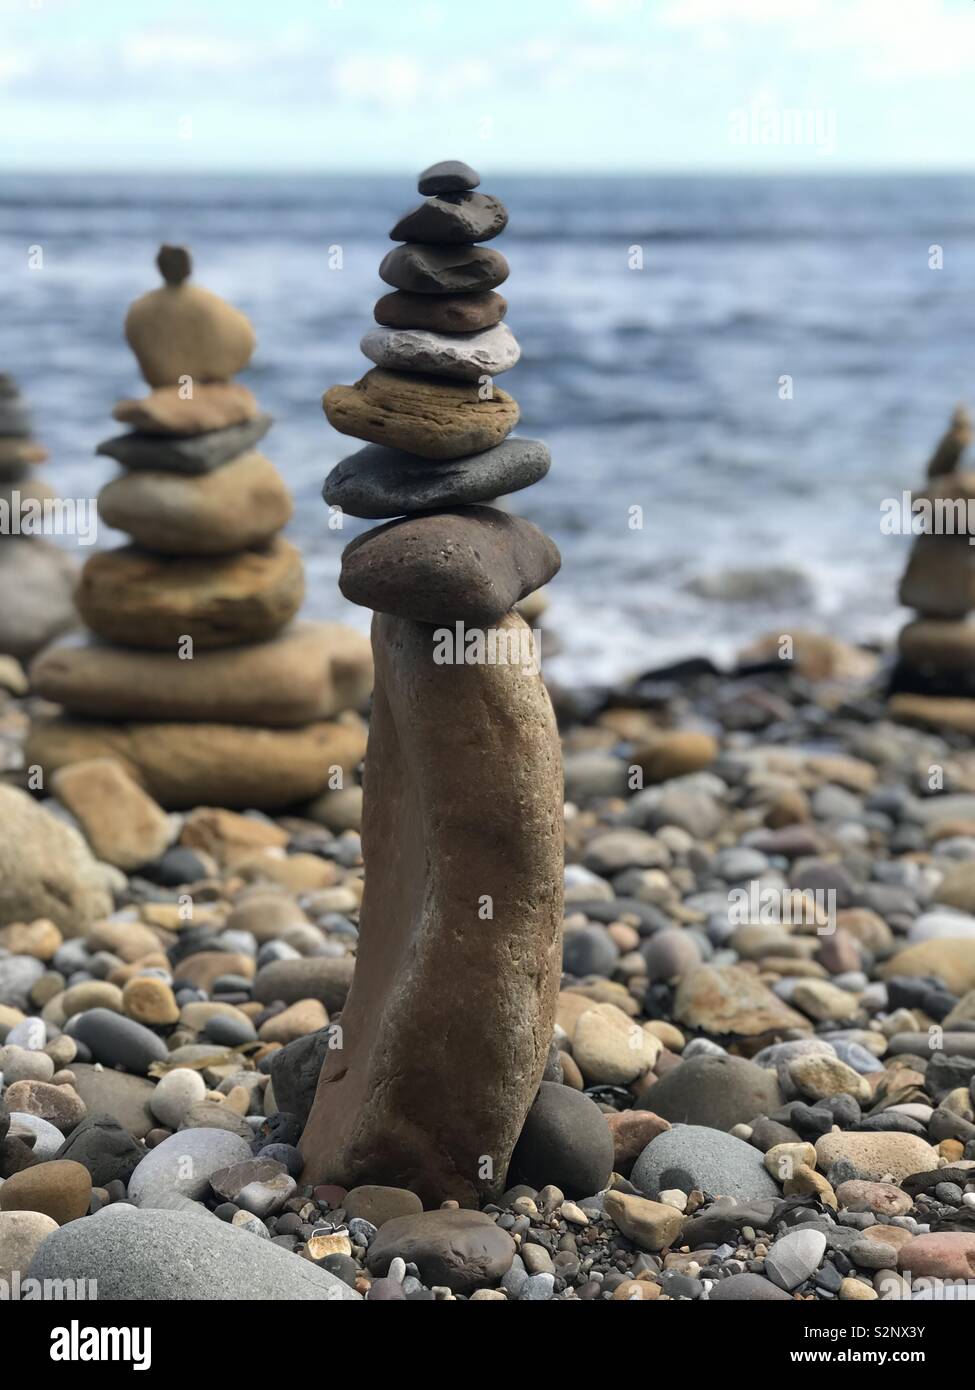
[0,373,76,660]
[28,246,371,809]
[299,160,565,1204]
[889,404,975,734]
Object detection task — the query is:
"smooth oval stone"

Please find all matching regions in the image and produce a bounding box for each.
[360,324,519,381]
[323,369,518,461]
[97,450,292,555]
[374,290,507,333]
[323,438,550,519]
[339,506,561,624]
[417,159,480,194]
[379,244,508,295]
[75,538,304,651]
[391,193,507,244]
[65,1009,168,1075]
[96,415,272,474]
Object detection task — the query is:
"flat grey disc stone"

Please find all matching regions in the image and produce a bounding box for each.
[323,437,551,519]
[360,324,520,381]
[96,413,272,474]
[418,159,480,194]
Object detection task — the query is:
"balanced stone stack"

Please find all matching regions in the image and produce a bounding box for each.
[0,373,76,660]
[890,405,975,732]
[300,161,565,1205]
[28,247,370,809]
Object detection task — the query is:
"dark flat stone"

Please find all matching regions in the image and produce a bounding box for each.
[417,159,480,195]
[379,244,508,295]
[96,414,272,474]
[391,193,507,244]
[374,290,507,333]
[323,437,550,518]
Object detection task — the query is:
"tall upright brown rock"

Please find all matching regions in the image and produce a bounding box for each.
[300,161,564,1205]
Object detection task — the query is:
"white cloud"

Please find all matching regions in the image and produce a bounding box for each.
[332,54,425,108]
[0,45,35,84]
[120,31,258,73]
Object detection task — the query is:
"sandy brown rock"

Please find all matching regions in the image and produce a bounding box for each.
[879,938,975,994]
[340,506,560,625]
[31,622,372,726]
[674,964,810,1037]
[299,612,563,1206]
[26,715,367,811]
[75,539,303,650]
[0,786,113,933]
[899,533,975,619]
[323,368,518,460]
[0,1159,92,1224]
[125,256,256,387]
[98,451,292,555]
[374,290,507,333]
[898,619,975,673]
[634,731,718,784]
[51,757,171,871]
[888,693,975,735]
[926,405,972,478]
[113,383,259,436]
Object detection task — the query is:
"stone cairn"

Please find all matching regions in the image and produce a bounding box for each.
[299,160,565,1206]
[28,246,371,810]
[0,373,76,660]
[889,405,975,732]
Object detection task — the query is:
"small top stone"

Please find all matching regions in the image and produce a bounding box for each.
[157,244,192,286]
[417,159,480,195]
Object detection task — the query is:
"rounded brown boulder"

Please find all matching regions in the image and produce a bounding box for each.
[75,538,304,650]
[98,452,293,556]
[0,1159,92,1225]
[339,507,560,625]
[323,368,519,460]
[366,1210,515,1294]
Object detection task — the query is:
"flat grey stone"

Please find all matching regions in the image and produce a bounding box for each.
[96,414,272,474]
[323,437,550,519]
[128,1127,252,1208]
[632,1124,780,1202]
[360,323,519,380]
[9,1112,64,1160]
[27,1205,361,1299]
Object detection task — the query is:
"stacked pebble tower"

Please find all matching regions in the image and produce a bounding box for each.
[323,159,560,621]
[890,405,975,730]
[28,246,370,809]
[0,373,76,659]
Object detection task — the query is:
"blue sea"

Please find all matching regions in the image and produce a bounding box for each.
[2,172,973,684]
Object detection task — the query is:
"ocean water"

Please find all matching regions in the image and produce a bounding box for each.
[3,172,974,685]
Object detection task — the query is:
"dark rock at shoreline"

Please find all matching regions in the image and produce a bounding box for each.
[636,1054,781,1132]
[54,1113,144,1187]
[510,1082,614,1197]
[366,1210,515,1293]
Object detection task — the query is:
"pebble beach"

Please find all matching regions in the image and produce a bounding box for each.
[3,629,975,1304]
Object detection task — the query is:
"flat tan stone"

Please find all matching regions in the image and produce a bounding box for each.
[31,622,372,726]
[113,382,259,435]
[51,757,171,871]
[26,715,367,811]
[75,538,304,650]
[323,368,518,460]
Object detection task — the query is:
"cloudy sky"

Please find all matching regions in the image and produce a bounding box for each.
[1,0,974,172]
